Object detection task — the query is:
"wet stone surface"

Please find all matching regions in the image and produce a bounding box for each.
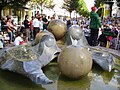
[4,44,38,62]
[0,62,120,90]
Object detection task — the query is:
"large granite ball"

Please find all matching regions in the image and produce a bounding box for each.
[48,19,67,40]
[35,31,47,45]
[68,25,83,40]
[58,46,92,79]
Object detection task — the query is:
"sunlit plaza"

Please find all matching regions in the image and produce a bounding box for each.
[0,0,120,90]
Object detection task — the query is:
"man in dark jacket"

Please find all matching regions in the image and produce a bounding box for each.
[24,15,30,41]
[42,15,48,30]
[90,6,102,46]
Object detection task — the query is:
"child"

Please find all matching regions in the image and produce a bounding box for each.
[14,32,25,46]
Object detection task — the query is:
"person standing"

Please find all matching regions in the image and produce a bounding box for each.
[42,15,48,30]
[38,17,43,32]
[1,16,7,33]
[66,19,72,30]
[23,15,30,41]
[7,17,17,44]
[32,14,40,39]
[90,6,102,46]
[30,16,34,40]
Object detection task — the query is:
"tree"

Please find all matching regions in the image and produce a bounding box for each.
[77,0,89,17]
[62,0,89,18]
[45,0,55,10]
[94,0,103,16]
[62,0,73,17]
[31,0,55,14]
[0,0,30,20]
[62,0,79,18]
[116,0,120,7]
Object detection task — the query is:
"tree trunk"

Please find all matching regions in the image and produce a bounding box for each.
[41,9,43,15]
[14,9,17,16]
[0,8,2,20]
[70,12,71,18]
[76,11,77,19]
[41,4,43,15]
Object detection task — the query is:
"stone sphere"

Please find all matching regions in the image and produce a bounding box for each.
[68,25,83,40]
[66,25,89,46]
[58,46,92,79]
[35,31,47,45]
[48,19,67,40]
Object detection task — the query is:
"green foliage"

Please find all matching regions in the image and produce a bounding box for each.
[77,0,89,17]
[62,0,73,13]
[0,0,30,19]
[94,0,103,8]
[94,0,103,16]
[30,0,55,14]
[45,0,55,10]
[62,0,89,17]
[116,0,120,7]
[62,0,79,17]
[0,0,30,9]
[31,0,55,9]
[71,0,79,11]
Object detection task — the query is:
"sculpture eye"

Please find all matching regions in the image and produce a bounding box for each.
[44,37,55,47]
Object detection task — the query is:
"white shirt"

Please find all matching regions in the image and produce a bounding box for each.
[39,21,43,30]
[14,36,23,46]
[72,20,77,25]
[33,18,40,27]
[86,20,90,26]
[0,35,3,40]
[0,41,3,48]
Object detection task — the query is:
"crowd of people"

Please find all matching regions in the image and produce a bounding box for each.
[0,9,120,50]
[64,6,120,50]
[0,11,51,48]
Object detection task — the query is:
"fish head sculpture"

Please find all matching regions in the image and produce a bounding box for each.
[65,25,89,47]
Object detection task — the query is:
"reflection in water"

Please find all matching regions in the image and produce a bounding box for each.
[90,68,118,90]
[42,63,60,90]
[0,69,45,90]
[0,62,120,90]
[101,71,115,84]
[58,75,90,90]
